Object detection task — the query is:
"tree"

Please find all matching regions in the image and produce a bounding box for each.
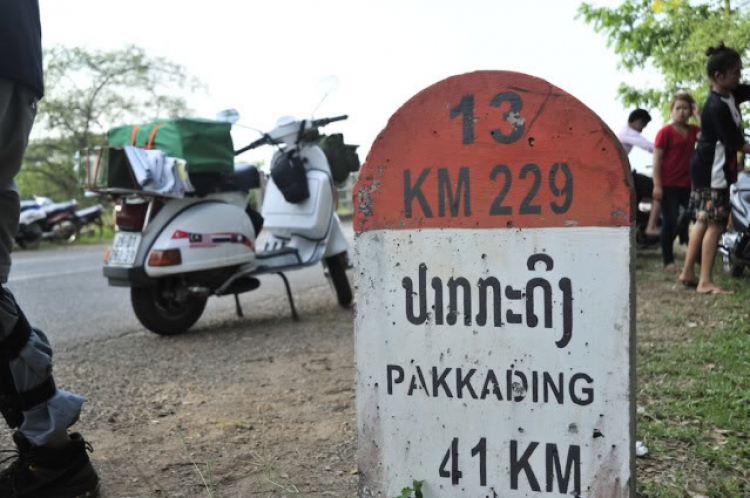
[578,0,750,116]
[17,45,201,201]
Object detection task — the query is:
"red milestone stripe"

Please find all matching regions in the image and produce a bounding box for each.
[354,71,632,232]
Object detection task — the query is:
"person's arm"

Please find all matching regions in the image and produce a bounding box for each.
[734,84,750,104]
[620,127,655,153]
[652,147,664,200]
[712,101,746,151]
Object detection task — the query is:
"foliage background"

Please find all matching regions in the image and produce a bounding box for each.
[17,45,200,203]
[578,0,750,119]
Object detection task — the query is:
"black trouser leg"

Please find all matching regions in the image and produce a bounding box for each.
[660,187,691,266]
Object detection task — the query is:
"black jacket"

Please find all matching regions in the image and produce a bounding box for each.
[0,0,43,98]
[691,84,750,190]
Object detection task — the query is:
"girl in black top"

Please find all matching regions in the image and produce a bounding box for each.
[679,43,750,294]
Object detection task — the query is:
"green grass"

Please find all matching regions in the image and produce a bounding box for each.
[636,252,750,497]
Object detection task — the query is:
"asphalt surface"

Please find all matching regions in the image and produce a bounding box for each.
[5,221,355,346]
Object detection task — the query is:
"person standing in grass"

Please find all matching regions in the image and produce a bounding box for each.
[652,92,700,273]
[679,43,750,294]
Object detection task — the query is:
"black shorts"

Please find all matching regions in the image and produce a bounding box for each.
[689,188,730,226]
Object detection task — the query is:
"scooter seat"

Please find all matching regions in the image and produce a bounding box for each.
[189,165,261,196]
[228,164,261,192]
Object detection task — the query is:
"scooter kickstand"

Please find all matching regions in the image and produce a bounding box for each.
[275,272,299,322]
[234,293,244,317]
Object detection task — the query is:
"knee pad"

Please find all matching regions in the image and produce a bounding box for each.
[0,290,55,428]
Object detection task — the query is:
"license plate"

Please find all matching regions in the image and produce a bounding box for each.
[109,232,142,266]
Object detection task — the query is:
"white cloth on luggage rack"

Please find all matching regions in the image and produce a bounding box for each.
[123,146,194,196]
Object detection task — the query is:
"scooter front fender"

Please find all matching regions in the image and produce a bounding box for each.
[324,214,349,257]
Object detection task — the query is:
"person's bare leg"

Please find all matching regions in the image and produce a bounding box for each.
[646,199,661,236]
[697,223,732,294]
[679,220,705,285]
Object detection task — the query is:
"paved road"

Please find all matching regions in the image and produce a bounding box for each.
[5,222,354,346]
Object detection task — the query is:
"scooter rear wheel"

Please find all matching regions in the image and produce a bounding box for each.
[325,252,353,308]
[131,282,207,335]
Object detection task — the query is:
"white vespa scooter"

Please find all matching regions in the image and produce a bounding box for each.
[100,114,353,335]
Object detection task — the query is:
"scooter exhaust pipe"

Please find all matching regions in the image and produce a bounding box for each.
[218,276,261,296]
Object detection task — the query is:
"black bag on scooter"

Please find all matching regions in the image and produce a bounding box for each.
[271,149,310,204]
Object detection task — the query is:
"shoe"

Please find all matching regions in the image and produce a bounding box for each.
[0,432,100,498]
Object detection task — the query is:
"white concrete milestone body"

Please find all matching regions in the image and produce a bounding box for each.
[354,71,635,498]
[356,228,630,496]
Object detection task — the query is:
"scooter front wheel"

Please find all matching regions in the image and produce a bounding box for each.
[722,253,744,278]
[325,252,353,308]
[131,282,207,336]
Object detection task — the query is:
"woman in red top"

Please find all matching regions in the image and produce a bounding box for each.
[652,92,700,271]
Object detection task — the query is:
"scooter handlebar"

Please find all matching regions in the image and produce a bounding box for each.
[235,135,270,156]
[235,115,349,155]
[312,115,348,127]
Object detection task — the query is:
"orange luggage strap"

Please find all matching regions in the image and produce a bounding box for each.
[130,126,140,145]
[146,123,164,150]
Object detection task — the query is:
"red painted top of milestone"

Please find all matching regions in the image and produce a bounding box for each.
[353,71,632,232]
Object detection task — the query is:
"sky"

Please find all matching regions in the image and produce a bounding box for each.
[38,0,663,170]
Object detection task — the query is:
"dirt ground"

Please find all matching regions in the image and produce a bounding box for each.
[1,284,358,498]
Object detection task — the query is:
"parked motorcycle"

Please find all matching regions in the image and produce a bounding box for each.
[16,200,47,249]
[29,196,104,244]
[632,168,660,247]
[35,196,79,241]
[719,171,750,277]
[94,114,353,336]
[73,204,105,238]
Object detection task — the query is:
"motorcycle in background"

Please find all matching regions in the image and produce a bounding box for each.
[35,196,80,242]
[15,196,104,249]
[720,171,750,277]
[16,200,47,249]
[73,203,105,238]
[632,168,660,247]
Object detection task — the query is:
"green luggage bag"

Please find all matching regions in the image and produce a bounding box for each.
[108,118,235,175]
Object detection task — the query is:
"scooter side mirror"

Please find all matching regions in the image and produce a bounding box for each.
[216,109,240,124]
